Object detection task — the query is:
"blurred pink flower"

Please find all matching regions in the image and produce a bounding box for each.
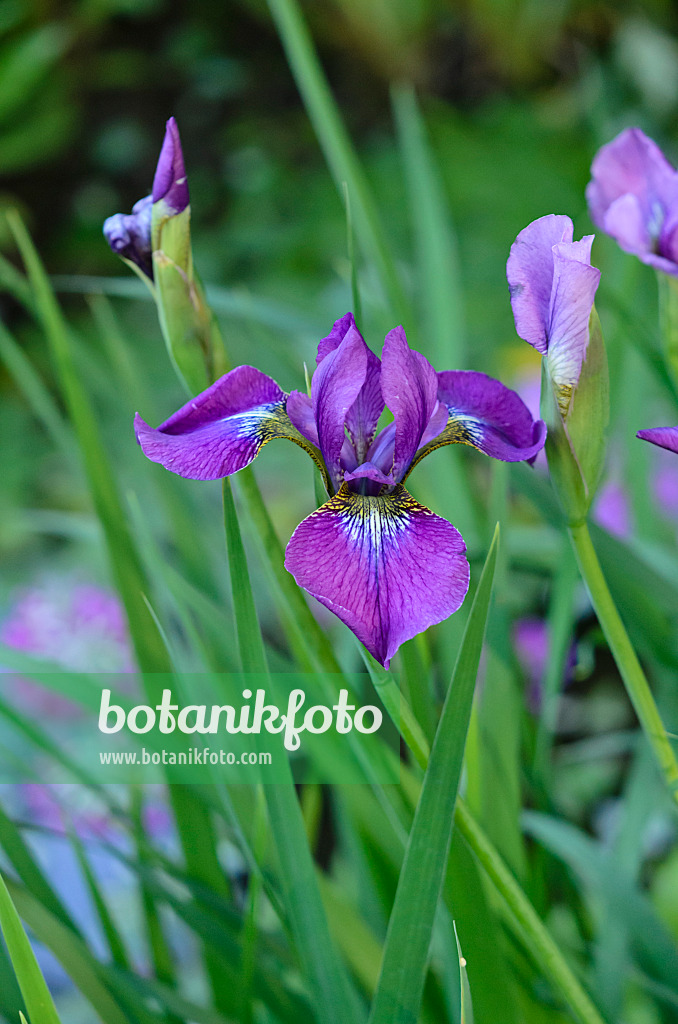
[511,366,547,471]
[20,782,173,843]
[592,478,632,538]
[653,451,678,520]
[514,617,550,711]
[1,578,135,717]
[514,616,577,713]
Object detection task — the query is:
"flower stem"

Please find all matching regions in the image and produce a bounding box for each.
[569,519,678,804]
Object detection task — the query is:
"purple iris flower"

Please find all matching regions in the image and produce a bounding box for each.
[507,215,601,416]
[102,117,189,280]
[135,314,546,667]
[586,127,678,276]
[637,425,678,454]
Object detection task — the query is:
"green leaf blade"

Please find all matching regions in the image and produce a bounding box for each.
[454,924,474,1024]
[368,525,500,1024]
[0,873,62,1024]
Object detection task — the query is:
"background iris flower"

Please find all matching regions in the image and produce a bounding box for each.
[587,127,678,275]
[136,312,546,666]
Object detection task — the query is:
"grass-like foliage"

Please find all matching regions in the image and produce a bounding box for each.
[1,2,678,1024]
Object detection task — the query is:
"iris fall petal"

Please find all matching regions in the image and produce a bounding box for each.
[284,484,469,668]
[135,365,322,480]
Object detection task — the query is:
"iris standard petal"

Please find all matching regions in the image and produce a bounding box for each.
[507,215,573,355]
[587,127,678,245]
[312,322,367,486]
[347,346,383,460]
[284,484,469,668]
[135,365,325,481]
[316,313,384,460]
[637,426,678,454]
[316,312,355,365]
[547,239,601,415]
[380,326,439,481]
[286,390,319,446]
[152,117,189,214]
[407,370,547,472]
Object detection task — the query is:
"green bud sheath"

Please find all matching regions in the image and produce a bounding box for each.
[542,307,609,526]
[118,256,157,298]
[656,271,678,393]
[152,203,228,395]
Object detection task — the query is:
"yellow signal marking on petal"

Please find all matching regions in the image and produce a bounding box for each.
[403,413,486,480]
[307,484,439,564]
[253,398,331,491]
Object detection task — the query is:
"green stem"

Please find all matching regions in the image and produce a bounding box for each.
[363,653,431,765]
[569,519,678,805]
[399,639,436,745]
[130,789,182,1024]
[342,181,363,333]
[390,82,464,368]
[239,788,268,1024]
[372,670,606,1024]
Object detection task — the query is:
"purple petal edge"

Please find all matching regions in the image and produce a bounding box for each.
[436,370,547,463]
[134,365,286,480]
[637,426,678,454]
